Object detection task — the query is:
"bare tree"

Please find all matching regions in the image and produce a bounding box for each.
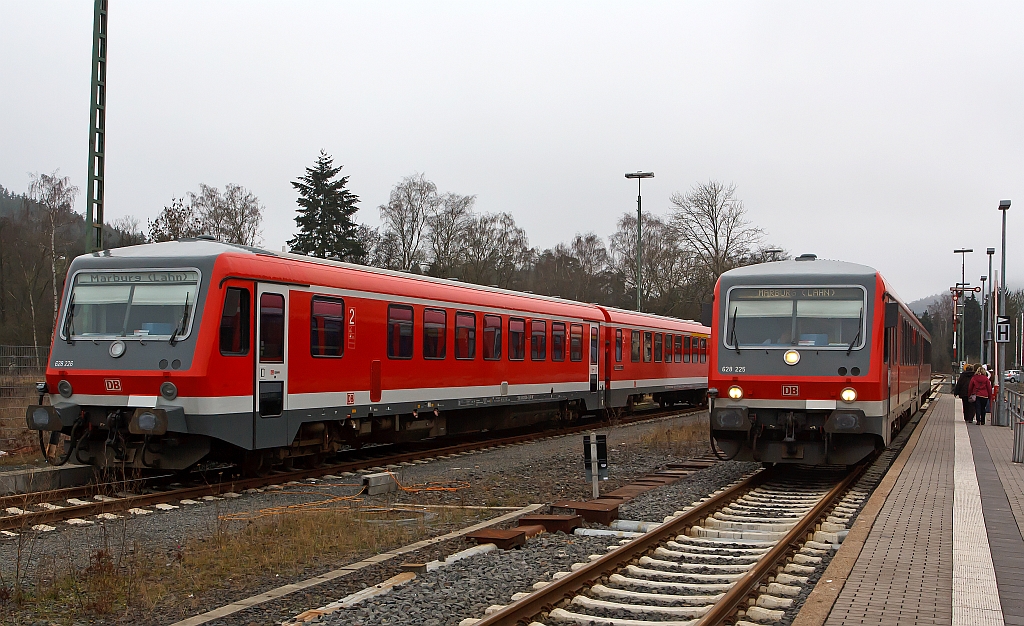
[379,173,438,271]
[109,216,147,247]
[192,183,264,246]
[427,192,475,277]
[669,180,764,283]
[27,171,79,324]
[461,212,530,288]
[148,197,202,242]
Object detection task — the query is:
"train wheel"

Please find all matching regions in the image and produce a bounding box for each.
[241,451,270,477]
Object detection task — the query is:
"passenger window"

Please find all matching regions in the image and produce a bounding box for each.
[219,287,250,356]
[509,318,526,360]
[310,296,344,357]
[570,324,584,362]
[643,332,652,362]
[631,329,640,362]
[674,335,683,362]
[701,338,707,363]
[259,293,285,363]
[483,314,502,360]
[423,308,447,359]
[683,335,691,363]
[665,334,673,362]
[591,327,599,364]
[691,336,699,362]
[551,322,566,362]
[455,312,476,360]
[654,333,663,362]
[615,329,623,363]
[531,320,546,361]
[387,304,414,359]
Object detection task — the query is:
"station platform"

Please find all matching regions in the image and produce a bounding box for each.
[801,394,1024,626]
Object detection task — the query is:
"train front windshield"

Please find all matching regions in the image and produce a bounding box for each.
[62,270,200,340]
[725,286,866,350]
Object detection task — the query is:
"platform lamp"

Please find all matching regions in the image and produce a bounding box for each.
[954,248,973,372]
[996,200,1010,426]
[625,171,654,312]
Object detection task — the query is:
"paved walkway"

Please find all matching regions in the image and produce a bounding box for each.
[823,395,1024,626]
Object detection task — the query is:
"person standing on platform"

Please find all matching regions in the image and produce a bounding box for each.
[955,363,976,423]
[969,366,994,426]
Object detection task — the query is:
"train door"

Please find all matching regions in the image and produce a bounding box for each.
[590,324,602,406]
[254,285,290,448]
[883,302,898,440]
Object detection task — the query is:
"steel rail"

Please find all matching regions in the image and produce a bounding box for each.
[1,406,705,532]
[472,467,773,626]
[695,463,866,625]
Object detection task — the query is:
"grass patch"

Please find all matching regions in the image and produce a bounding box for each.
[9,504,487,624]
[638,414,711,457]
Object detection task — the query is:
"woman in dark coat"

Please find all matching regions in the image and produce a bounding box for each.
[955,364,976,423]
[969,366,994,426]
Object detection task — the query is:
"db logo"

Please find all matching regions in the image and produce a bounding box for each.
[104,379,122,392]
[782,385,799,396]
[346,393,355,405]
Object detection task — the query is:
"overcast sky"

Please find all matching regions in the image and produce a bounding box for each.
[2,1,1022,303]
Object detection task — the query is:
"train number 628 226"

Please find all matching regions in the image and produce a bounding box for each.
[720,366,745,373]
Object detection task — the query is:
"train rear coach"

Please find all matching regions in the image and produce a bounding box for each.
[27,239,709,471]
[707,254,931,466]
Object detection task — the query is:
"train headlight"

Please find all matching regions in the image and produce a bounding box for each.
[57,379,73,398]
[109,340,126,358]
[840,387,857,403]
[728,385,744,400]
[784,350,800,366]
[160,381,178,401]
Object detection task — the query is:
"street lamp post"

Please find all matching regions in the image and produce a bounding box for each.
[625,171,654,312]
[981,275,987,364]
[987,247,995,365]
[954,248,973,371]
[996,200,1010,426]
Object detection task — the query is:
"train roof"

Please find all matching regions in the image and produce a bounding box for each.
[78,239,705,329]
[719,256,878,281]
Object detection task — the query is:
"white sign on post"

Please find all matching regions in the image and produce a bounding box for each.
[996,316,1011,343]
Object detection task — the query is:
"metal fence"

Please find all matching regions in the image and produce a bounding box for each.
[0,346,49,451]
[1011,389,1024,463]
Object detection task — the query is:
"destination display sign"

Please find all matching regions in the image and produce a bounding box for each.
[77,271,199,286]
[730,287,863,301]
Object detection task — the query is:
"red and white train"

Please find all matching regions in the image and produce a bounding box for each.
[707,254,932,466]
[28,239,709,471]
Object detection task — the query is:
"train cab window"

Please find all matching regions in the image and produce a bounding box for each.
[455,312,476,360]
[674,335,683,362]
[643,332,652,362]
[591,326,599,364]
[552,322,566,361]
[700,338,708,363]
[219,287,250,356]
[631,330,641,362]
[423,308,447,360]
[310,296,345,357]
[259,293,285,363]
[683,336,691,363]
[531,320,547,361]
[483,314,502,360]
[509,318,526,360]
[615,329,623,363]
[654,334,663,362]
[387,304,414,359]
[570,324,584,361]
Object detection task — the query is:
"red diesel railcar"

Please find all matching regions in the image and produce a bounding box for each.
[27,239,709,470]
[708,254,932,466]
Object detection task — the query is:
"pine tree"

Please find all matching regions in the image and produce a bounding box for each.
[287,151,365,261]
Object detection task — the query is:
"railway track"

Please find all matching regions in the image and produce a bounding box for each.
[468,464,866,626]
[0,404,705,534]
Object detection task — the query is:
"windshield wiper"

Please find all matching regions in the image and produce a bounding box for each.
[847,308,863,355]
[64,294,76,345]
[169,293,190,346]
[729,307,741,354]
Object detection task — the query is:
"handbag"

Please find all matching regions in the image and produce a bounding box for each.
[969,395,977,402]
